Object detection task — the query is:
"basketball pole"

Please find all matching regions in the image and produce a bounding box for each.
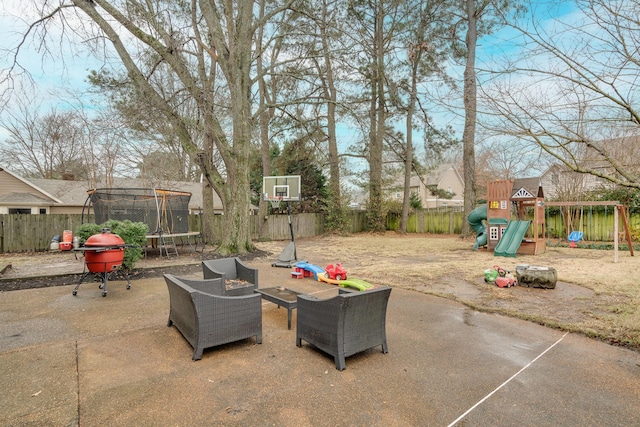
[286,201,297,260]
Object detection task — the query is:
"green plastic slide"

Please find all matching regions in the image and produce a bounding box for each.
[494,220,531,258]
[467,204,488,250]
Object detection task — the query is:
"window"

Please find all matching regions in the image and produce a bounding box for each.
[490,226,499,240]
[39,208,47,214]
[9,208,31,214]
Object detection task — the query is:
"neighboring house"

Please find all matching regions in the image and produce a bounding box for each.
[539,164,600,200]
[387,163,464,209]
[541,134,640,200]
[0,168,224,215]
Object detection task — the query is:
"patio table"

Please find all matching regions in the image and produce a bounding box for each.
[254,287,301,330]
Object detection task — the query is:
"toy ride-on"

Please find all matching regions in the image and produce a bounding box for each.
[324,263,347,281]
[484,265,517,288]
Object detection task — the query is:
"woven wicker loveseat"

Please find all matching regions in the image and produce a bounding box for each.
[296,286,392,370]
[164,274,262,361]
[202,257,258,291]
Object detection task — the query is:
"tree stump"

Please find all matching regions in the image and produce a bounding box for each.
[515,265,557,289]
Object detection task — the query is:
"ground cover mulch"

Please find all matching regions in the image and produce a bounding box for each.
[0,248,267,292]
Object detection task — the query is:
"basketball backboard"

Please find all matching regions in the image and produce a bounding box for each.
[262,175,301,202]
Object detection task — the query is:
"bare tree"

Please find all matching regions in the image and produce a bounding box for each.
[345,0,406,232]
[86,70,201,182]
[314,0,345,227]
[0,96,85,179]
[4,0,295,255]
[450,0,523,235]
[397,0,453,233]
[482,0,640,189]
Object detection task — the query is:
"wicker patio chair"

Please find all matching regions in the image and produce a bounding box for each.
[296,286,392,370]
[169,275,226,295]
[202,257,258,291]
[164,274,262,361]
[173,275,253,297]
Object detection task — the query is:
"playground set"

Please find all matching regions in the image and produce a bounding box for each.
[468,178,633,263]
[468,178,546,257]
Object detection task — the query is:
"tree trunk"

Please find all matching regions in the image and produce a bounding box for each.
[462,0,478,237]
[257,0,272,241]
[400,52,420,233]
[321,0,341,206]
[218,75,255,255]
[367,2,386,233]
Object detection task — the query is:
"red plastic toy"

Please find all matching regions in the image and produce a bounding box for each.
[495,276,517,288]
[324,263,348,281]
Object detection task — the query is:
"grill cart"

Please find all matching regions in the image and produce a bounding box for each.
[73,229,132,297]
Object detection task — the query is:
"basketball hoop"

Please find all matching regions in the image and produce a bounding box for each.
[268,196,283,210]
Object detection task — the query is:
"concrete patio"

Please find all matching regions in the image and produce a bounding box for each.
[1,259,639,426]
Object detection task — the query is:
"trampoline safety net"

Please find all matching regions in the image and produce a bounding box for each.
[88,188,192,234]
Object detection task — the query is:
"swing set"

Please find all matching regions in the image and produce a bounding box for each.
[567,206,584,247]
[545,201,634,262]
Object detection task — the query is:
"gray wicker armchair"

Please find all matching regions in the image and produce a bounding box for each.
[202,257,258,292]
[175,275,254,297]
[296,286,392,370]
[170,275,227,295]
[164,274,262,361]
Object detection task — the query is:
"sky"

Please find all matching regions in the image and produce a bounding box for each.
[0,0,581,180]
[1,1,107,110]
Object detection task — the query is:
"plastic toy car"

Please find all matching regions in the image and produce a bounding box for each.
[325,263,347,280]
[495,275,517,288]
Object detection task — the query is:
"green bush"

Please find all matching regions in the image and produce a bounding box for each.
[76,220,149,270]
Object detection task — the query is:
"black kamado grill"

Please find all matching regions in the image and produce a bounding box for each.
[73,229,132,297]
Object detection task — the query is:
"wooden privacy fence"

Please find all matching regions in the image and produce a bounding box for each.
[0,214,90,253]
[546,208,639,241]
[1,208,636,253]
[0,212,339,253]
[386,209,465,234]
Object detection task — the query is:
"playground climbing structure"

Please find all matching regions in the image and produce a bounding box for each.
[471,179,546,257]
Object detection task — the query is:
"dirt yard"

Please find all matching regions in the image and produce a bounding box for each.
[1,232,638,351]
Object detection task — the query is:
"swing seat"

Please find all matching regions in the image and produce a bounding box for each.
[568,231,583,247]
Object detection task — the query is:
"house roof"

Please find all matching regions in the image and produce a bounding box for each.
[29,178,94,206]
[0,192,52,205]
[0,169,223,211]
[30,177,219,211]
[583,134,640,167]
[0,168,63,204]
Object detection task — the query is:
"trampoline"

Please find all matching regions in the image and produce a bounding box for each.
[82,188,202,257]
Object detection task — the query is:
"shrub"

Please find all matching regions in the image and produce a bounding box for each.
[76,220,149,270]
